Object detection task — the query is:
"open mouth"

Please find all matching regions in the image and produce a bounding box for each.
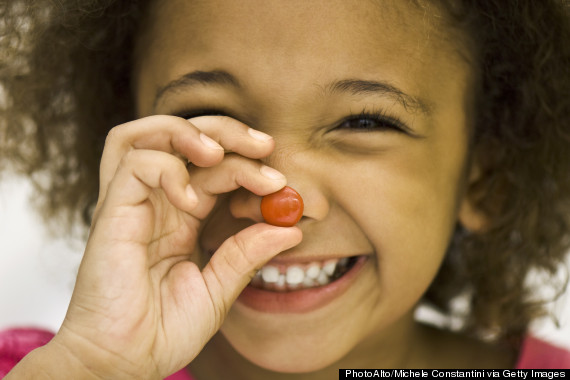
[238,254,369,313]
[249,256,361,292]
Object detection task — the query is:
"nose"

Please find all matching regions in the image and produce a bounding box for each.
[228,148,330,225]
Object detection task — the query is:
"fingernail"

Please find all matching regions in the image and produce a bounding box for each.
[186,184,198,203]
[260,165,286,181]
[199,133,223,150]
[248,128,273,142]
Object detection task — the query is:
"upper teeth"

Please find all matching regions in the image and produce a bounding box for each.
[252,257,352,291]
[260,266,279,283]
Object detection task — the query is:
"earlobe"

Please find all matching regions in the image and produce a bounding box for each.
[458,163,489,232]
[458,197,488,232]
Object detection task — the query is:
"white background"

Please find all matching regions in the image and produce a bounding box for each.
[1,174,569,350]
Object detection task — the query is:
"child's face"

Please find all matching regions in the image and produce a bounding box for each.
[135,0,476,372]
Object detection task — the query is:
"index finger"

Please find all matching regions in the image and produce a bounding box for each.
[188,116,275,159]
[98,115,225,203]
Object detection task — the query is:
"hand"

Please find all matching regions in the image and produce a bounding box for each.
[50,115,302,379]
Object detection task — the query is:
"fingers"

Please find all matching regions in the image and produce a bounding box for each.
[99,149,286,225]
[186,154,286,219]
[202,224,303,319]
[228,188,264,222]
[99,115,274,206]
[91,112,288,239]
[188,116,275,155]
[102,149,197,214]
[86,149,197,269]
[99,116,221,202]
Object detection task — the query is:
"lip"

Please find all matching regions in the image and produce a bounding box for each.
[236,255,369,313]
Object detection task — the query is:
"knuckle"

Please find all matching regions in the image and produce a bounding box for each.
[212,296,227,329]
[221,152,241,165]
[147,114,172,123]
[205,270,229,329]
[217,115,243,129]
[220,153,253,173]
[120,148,140,167]
[122,147,138,161]
[228,234,255,274]
[194,115,246,136]
[173,156,189,172]
[161,154,188,178]
[104,125,124,146]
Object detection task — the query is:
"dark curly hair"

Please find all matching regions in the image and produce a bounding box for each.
[1,0,569,347]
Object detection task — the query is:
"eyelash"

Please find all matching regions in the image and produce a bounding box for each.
[174,109,229,120]
[337,109,408,134]
[173,108,409,134]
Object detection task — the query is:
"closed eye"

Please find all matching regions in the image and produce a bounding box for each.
[337,110,411,134]
[172,108,229,119]
[171,108,416,136]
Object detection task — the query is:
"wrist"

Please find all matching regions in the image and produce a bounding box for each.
[48,329,163,380]
[4,339,102,380]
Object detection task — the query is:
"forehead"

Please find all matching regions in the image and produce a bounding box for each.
[135,0,471,115]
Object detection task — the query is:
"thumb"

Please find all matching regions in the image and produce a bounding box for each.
[202,224,302,322]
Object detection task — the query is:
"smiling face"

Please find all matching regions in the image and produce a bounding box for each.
[134,0,476,372]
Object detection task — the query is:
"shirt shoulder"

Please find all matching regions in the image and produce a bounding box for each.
[0,327,55,377]
[516,335,570,369]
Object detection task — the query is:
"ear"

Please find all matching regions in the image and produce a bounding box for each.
[458,162,489,232]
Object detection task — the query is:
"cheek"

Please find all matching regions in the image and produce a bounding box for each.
[329,140,467,299]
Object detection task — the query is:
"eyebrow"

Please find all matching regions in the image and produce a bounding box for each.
[154,70,240,110]
[154,70,431,114]
[325,79,430,114]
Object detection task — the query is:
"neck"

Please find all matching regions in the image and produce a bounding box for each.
[188,312,429,380]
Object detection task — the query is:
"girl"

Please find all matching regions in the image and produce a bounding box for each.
[1,0,570,378]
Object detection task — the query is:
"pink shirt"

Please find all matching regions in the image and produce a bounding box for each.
[516,334,570,369]
[1,327,569,378]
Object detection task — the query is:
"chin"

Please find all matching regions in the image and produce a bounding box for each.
[221,326,349,373]
[216,255,377,373]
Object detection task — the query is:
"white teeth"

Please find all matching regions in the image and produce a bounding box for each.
[317,269,330,285]
[306,263,320,279]
[286,266,304,285]
[303,276,315,287]
[323,260,337,276]
[253,257,355,291]
[261,266,279,283]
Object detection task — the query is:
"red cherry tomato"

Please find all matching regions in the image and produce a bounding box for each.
[260,186,304,227]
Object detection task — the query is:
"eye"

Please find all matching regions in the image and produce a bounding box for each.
[173,108,228,119]
[337,111,409,134]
